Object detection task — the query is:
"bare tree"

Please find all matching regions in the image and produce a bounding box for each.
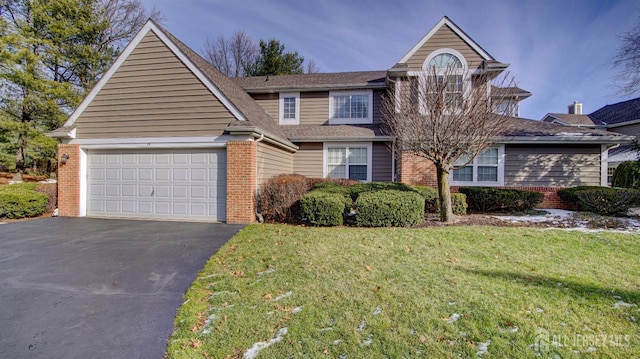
[203,30,257,77]
[382,66,516,222]
[305,59,320,74]
[614,18,640,96]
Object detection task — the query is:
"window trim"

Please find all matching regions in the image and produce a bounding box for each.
[419,50,469,115]
[323,142,373,182]
[450,145,505,186]
[328,90,373,124]
[279,92,300,125]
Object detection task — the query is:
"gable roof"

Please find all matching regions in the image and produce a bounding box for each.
[396,16,495,66]
[589,97,640,126]
[233,71,387,93]
[52,20,294,148]
[491,86,532,99]
[542,113,597,126]
[499,116,630,143]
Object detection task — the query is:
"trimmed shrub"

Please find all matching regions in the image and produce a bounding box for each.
[257,174,312,223]
[355,190,424,227]
[311,181,352,197]
[573,188,640,216]
[459,187,544,212]
[0,183,48,219]
[349,182,418,201]
[557,186,603,205]
[413,185,467,215]
[300,191,352,226]
[612,161,640,189]
[36,183,57,213]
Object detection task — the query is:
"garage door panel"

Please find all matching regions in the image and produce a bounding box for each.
[88,149,226,221]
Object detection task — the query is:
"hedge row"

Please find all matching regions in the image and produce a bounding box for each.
[0,183,48,219]
[413,186,468,215]
[459,187,543,212]
[612,161,640,189]
[559,186,640,216]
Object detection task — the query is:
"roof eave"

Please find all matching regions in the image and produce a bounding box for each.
[496,135,634,144]
[289,136,393,143]
[241,83,387,93]
[225,126,298,152]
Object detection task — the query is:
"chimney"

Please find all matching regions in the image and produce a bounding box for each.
[568,101,582,115]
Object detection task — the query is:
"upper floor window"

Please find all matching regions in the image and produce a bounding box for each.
[279,92,299,125]
[495,99,519,117]
[329,90,373,124]
[422,50,467,111]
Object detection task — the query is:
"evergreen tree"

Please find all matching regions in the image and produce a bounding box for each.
[244,39,304,76]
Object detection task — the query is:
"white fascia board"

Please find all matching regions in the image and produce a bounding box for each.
[496,136,634,144]
[63,21,247,130]
[397,17,494,65]
[70,136,232,149]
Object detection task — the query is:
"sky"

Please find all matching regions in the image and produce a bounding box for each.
[140,0,639,120]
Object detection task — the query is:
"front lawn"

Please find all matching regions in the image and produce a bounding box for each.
[167,225,639,358]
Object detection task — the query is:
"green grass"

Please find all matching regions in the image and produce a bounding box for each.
[167,225,640,358]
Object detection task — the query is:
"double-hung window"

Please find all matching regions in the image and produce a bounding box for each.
[422,51,466,111]
[279,92,299,125]
[451,146,504,185]
[324,143,372,182]
[329,90,373,124]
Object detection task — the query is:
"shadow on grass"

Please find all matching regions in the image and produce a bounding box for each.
[459,267,640,307]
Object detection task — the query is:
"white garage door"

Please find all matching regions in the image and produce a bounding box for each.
[87,149,226,221]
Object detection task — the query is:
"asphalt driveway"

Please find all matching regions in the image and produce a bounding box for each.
[0,217,244,359]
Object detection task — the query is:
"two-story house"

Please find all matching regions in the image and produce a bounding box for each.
[51,17,632,223]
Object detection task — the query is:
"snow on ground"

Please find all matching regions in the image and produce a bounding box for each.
[243,327,288,359]
[492,209,640,232]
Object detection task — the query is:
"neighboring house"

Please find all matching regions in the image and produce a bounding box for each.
[51,17,631,223]
[542,98,640,181]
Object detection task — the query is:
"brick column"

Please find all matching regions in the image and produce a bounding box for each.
[57,144,81,216]
[226,140,257,224]
[397,152,438,187]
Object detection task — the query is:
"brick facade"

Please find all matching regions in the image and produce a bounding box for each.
[398,153,571,209]
[226,140,257,224]
[57,144,81,216]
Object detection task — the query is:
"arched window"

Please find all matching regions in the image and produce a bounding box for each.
[423,51,466,109]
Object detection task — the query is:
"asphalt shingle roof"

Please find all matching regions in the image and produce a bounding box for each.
[501,116,620,138]
[282,124,388,141]
[233,71,387,92]
[590,97,640,126]
[544,113,597,126]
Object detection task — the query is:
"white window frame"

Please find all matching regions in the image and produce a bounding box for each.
[419,49,469,115]
[450,145,505,186]
[323,142,373,182]
[279,92,300,125]
[329,90,373,124]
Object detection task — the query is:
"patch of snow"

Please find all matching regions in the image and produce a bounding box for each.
[361,334,373,346]
[613,300,637,309]
[476,340,491,356]
[357,319,366,331]
[613,295,622,299]
[242,327,288,359]
[448,301,456,306]
[257,268,275,276]
[373,306,382,315]
[291,306,303,314]
[536,308,545,313]
[501,326,519,333]
[273,291,292,301]
[319,327,333,332]
[52,208,59,217]
[459,332,467,337]
[585,347,597,353]
[332,339,342,345]
[446,313,461,323]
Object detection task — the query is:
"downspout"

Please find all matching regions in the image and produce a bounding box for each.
[254,133,265,223]
[385,75,399,182]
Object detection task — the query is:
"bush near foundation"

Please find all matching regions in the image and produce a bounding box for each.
[413,186,467,215]
[355,190,424,227]
[348,182,418,201]
[459,187,543,212]
[612,161,640,189]
[573,188,640,216]
[0,183,48,219]
[557,186,603,205]
[300,191,352,226]
[256,174,312,223]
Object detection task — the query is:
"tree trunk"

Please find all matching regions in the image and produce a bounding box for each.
[436,165,453,222]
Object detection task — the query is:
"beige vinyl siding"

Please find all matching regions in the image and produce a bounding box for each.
[300,92,330,125]
[257,142,294,185]
[372,142,393,181]
[406,25,484,71]
[293,143,323,177]
[609,123,640,138]
[75,31,236,138]
[504,145,601,187]
[252,93,279,121]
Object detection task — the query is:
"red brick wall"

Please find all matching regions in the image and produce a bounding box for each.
[226,140,257,224]
[57,144,81,216]
[399,153,570,209]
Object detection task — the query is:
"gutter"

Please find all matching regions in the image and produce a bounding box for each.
[225,126,299,152]
[288,136,394,143]
[495,135,635,145]
[241,83,387,93]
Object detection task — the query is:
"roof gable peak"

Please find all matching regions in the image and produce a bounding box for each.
[396,16,495,66]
